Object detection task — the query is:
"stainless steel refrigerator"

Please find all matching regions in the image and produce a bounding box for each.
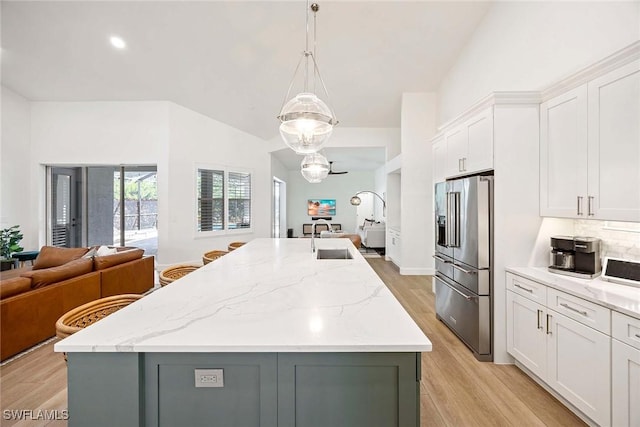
[434,175,493,361]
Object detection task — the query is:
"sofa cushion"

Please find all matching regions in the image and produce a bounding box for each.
[22,257,93,289]
[32,246,89,270]
[94,248,144,271]
[96,245,118,257]
[0,277,32,298]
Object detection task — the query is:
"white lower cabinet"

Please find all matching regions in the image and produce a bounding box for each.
[546,311,610,425]
[506,272,612,426]
[506,291,547,379]
[387,228,401,267]
[612,311,640,427]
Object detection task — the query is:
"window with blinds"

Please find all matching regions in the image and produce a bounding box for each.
[197,168,251,232]
[198,169,224,231]
[228,172,251,229]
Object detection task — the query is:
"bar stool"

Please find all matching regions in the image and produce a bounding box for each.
[227,242,246,252]
[159,264,200,287]
[203,250,228,265]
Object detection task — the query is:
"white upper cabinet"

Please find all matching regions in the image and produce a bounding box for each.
[540,86,589,217]
[587,60,640,222]
[443,107,494,179]
[540,59,640,221]
[465,109,494,174]
[432,135,446,184]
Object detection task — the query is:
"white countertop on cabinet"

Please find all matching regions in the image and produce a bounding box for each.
[506,267,640,319]
[55,238,432,353]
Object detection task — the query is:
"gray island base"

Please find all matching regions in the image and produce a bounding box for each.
[68,351,421,427]
[57,239,431,426]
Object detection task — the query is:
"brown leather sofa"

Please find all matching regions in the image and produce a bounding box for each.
[0,246,154,361]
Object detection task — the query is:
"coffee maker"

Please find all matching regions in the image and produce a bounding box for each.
[549,236,602,279]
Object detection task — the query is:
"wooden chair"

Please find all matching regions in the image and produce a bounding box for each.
[56,294,144,340]
[227,242,246,252]
[203,250,228,265]
[159,264,200,287]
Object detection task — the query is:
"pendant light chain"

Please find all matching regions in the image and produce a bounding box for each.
[277,0,338,159]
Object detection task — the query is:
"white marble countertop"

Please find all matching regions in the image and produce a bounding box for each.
[55,238,432,353]
[506,267,640,319]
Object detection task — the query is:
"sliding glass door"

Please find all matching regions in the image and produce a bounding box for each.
[47,165,157,255]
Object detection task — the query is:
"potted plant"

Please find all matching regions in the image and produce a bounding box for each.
[0,225,24,271]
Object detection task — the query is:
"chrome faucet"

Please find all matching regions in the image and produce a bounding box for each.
[311,219,333,253]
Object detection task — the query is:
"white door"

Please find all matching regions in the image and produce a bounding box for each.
[612,339,640,427]
[506,291,547,379]
[588,60,640,221]
[465,108,493,174]
[540,86,588,218]
[546,311,610,426]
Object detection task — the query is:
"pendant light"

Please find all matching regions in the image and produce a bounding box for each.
[301,152,330,183]
[277,1,338,155]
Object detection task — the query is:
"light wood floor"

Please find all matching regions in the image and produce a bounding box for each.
[0,258,585,427]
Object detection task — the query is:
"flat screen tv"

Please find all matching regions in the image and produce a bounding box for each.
[307,199,336,216]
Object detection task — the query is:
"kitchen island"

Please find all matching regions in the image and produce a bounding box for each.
[56,238,432,427]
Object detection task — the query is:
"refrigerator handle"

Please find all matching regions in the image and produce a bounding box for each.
[447,192,460,248]
[446,192,453,247]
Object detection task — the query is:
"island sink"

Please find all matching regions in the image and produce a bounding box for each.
[316,248,353,259]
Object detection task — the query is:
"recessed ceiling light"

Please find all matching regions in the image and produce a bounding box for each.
[109,36,126,50]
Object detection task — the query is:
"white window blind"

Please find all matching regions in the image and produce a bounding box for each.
[228,172,251,229]
[198,169,224,231]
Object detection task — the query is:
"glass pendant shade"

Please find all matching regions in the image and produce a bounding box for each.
[300,152,330,183]
[279,93,335,154]
[350,196,362,206]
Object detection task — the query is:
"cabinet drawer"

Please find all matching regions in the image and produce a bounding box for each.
[506,273,546,304]
[612,311,640,350]
[547,288,610,334]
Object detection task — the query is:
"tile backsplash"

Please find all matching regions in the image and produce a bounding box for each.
[574,220,640,261]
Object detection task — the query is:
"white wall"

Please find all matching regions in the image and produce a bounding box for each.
[286,170,375,237]
[164,103,271,264]
[374,164,387,222]
[400,93,437,275]
[30,101,169,249]
[27,100,271,266]
[439,1,640,125]
[271,154,289,238]
[0,87,37,250]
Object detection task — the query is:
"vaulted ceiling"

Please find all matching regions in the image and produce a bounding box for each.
[2,1,490,144]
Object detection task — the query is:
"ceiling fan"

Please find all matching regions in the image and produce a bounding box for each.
[328,161,348,175]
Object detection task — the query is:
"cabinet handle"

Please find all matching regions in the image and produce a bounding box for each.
[462,157,467,171]
[514,283,533,293]
[537,309,543,330]
[588,196,594,216]
[546,314,552,335]
[458,158,463,172]
[577,196,583,216]
[560,303,588,317]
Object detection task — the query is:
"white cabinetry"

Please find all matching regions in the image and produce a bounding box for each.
[432,135,446,183]
[540,59,640,221]
[442,107,494,178]
[506,273,611,426]
[387,228,401,267]
[612,311,640,427]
